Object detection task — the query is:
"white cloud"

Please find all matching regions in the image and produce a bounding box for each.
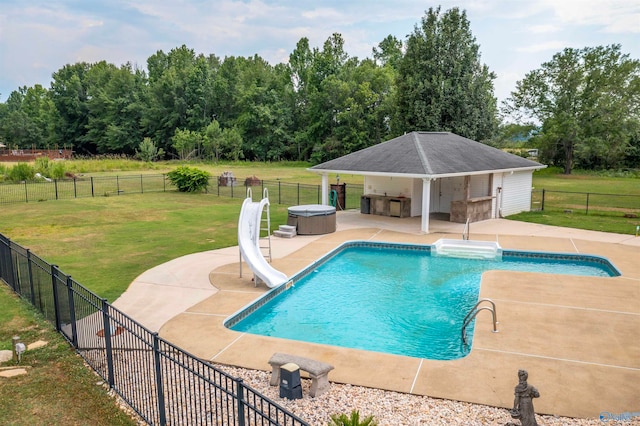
[527,24,560,34]
[515,41,569,53]
[301,8,344,21]
[536,0,640,33]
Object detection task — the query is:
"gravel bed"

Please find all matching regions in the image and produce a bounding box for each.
[215,364,639,426]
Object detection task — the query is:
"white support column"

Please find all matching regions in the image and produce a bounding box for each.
[421,178,432,233]
[321,173,329,205]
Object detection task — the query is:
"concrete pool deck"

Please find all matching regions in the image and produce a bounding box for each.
[113,212,640,420]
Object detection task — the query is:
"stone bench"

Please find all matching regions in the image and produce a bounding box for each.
[268,353,334,397]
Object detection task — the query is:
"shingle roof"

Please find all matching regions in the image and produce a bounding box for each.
[309,132,544,177]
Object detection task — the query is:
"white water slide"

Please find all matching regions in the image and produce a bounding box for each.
[238,190,288,288]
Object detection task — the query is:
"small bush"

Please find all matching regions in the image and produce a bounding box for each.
[135,137,165,162]
[329,410,378,426]
[167,166,211,192]
[32,157,67,180]
[49,162,66,180]
[7,163,35,182]
[34,157,50,175]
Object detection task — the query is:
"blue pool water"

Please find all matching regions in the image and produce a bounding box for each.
[228,242,619,360]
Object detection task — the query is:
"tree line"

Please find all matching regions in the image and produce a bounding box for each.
[1,7,638,173]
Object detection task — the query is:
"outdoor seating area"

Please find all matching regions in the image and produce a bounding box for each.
[269,352,334,397]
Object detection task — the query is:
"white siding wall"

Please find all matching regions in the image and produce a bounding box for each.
[500,171,534,216]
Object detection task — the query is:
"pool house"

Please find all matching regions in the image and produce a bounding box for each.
[309,132,545,233]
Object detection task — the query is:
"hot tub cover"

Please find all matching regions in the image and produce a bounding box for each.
[288,204,336,217]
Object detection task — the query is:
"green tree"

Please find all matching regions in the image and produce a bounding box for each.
[221,127,243,161]
[49,63,92,153]
[504,44,640,173]
[143,45,215,155]
[394,6,497,140]
[0,85,56,148]
[171,128,202,160]
[202,120,224,161]
[287,37,316,160]
[372,35,403,70]
[84,62,146,154]
[135,137,164,162]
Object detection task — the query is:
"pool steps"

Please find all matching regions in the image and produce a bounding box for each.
[274,225,297,239]
[432,238,502,260]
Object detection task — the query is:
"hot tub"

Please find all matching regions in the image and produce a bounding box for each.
[287,204,336,235]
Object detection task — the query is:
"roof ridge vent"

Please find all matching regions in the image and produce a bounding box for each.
[413,132,433,174]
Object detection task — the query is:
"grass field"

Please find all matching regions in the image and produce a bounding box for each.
[2,193,290,302]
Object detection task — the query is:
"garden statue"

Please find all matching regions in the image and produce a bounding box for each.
[507,369,540,426]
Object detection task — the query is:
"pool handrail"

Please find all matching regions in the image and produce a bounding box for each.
[462,298,498,345]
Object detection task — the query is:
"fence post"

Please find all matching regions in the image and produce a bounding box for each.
[66,276,78,348]
[278,181,281,205]
[140,175,144,194]
[586,193,590,215]
[101,299,115,388]
[236,378,246,426]
[27,249,36,306]
[153,333,167,426]
[116,176,120,195]
[54,179,59,200]
[51,265,62,331]
[0,236,17,292]
[297,183,300,205]
[163,174,166,192]
[541,189,545,211]
[24,180,28,203]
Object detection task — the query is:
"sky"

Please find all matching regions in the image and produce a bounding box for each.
[1,0,639,106]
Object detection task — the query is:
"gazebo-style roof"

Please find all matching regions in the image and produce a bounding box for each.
[310,131,543,177]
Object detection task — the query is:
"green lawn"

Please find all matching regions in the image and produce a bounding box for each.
[514,167,640,235]
[2,193,289,302]
[0,285,137,426]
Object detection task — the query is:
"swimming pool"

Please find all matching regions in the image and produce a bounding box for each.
[226,241,620,360]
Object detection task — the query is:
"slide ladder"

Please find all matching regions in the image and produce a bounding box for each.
[238,188,287,288]
[259,192,273,263]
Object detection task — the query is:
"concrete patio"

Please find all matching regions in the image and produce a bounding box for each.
[114,211,640,420]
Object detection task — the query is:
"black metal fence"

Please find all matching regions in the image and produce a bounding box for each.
[531,189,640,216]
[0,233,309,426]
[215,179,363,210]
[0,174,365,210]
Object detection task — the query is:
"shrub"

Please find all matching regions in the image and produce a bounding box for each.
[32,157,67,180]
[7,163,35,182]
[49,161,66,179]
[135,137,165,162]
[167,166,211,192]
[34,157,50,175]
[329,410,378,426]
